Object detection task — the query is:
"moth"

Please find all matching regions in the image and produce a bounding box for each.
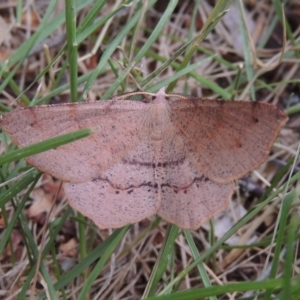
[0,90,287,229]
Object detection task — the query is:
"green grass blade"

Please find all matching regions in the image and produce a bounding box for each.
[158,171,300,295]
[0,169,40,206]
[0,128,91,166]
[167,0,232,92]
[65,0,79,102]
[143,225,179,298]
[146,278,284,300]
[102,0,178,98]
[77,226,129,299]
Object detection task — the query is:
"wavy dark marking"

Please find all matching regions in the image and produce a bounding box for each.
[91,175,158,191]
[121,157,186,167]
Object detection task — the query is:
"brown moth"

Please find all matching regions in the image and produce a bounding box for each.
[0,90,288,229]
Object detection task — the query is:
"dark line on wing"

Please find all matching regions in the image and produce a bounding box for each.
[121,157,186,168]
[91,176,158,191]
[91,175,210,192]
[160,175,209,193]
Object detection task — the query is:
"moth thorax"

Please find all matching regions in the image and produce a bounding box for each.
[147,102,171,141]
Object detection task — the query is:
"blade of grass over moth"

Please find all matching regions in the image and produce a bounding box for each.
[0,128,91,166]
